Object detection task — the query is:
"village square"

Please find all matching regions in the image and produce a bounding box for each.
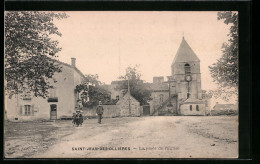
[4,11,238,158]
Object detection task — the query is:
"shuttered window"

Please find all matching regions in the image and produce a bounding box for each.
[24,105,31,116]
[20,105,23,115]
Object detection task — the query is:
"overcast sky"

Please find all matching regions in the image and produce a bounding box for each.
[53,11,234,96]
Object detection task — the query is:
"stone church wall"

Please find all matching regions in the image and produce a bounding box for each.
[180,104,206,115]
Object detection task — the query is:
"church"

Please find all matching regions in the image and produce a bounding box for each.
[148,37,209,116]
[105,37,210,116]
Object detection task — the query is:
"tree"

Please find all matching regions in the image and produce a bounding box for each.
[75,74,111,108]
[208,11,238,100]
[84,74,102,86]
[118,65,151,105]
[5,11,68,98]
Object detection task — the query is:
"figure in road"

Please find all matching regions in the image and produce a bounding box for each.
[96,101,104,124]
[72,112,76,127]
[79,112,83,126]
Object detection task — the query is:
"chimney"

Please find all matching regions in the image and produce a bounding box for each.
[71,58,76,67]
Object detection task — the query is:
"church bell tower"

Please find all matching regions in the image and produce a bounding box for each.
[171,37,202,101]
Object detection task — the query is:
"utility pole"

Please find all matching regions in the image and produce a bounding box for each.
[128,76,131,115]
[164,76,175,106]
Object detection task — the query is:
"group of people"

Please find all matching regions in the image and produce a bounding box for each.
[72,111,83,127]
[72,101,104,127]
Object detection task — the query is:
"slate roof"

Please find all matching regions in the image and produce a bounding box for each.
[172,37,200,65]
[143,83,168,92]
[213,104,235,110]
[111,80,127,85]
[116,91,140,105]
[55,60,85,79]
[182,98,205,104]
[11,55,86,79]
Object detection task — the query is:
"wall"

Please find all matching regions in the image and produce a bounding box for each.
[83,105,119,118]
[210,109,238,116]
[149,91,169,115]
[180,104,206,115]
[116,92,141,117]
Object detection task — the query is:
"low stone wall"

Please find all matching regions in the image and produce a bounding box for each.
[210,110,238,116]
[103,105,120,118]
[82,105,119,118]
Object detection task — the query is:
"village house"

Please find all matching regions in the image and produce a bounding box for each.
[5,58,87,121]
[116,90,141,117]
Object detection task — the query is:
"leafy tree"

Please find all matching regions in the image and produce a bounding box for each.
[208,11,238,100]
[208,89,237,102]
[5,11,68,98]
[75,74,111,108]
[86,86,111,107]
[84,74,103,86]
[118,65,151,105]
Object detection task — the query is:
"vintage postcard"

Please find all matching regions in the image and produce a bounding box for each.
[4,11,238,158]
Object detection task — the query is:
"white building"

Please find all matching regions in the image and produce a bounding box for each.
[5,58,86,121]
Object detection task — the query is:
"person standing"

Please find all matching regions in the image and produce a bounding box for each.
[96,101,104,124]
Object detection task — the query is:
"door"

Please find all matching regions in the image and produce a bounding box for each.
[143,105,150,116]
[170,96,178,114]
[50,104,57,120]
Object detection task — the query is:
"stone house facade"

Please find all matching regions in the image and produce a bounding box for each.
[116,91,141,117]
[5,58,86,121]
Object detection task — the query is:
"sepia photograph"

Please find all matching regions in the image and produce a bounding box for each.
[4,11,239,158]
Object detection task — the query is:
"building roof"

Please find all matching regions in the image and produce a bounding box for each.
[143,83,168,92]
[10,55,86,80]
[213,104,235,110]
[182,98,205,104]
[111,80,127,85]
[116,91,140,105]
[172,37,200,65]
[55,59,85,79]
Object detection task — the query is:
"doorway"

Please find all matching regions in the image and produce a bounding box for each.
[50,104,57,120]
[142,105,150,116]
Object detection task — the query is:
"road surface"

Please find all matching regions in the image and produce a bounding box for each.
[30,116,238,158]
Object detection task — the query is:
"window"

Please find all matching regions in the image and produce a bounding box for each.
[49,87,57,98]
[190,105,192,111]
[48,87,58,102]
[205,100,208,107]
[159,94,164,103]
[24,105,31,116]
[23,91,31,100]
[116,95,119,100]
[196,105,199,111]
[187,93,190,99]
[185,63,191,74]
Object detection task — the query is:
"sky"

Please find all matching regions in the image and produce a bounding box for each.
[52,11,237,103]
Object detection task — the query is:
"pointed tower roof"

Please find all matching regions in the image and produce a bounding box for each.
[172,37,200,65]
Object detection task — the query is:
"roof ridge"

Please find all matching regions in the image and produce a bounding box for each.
[172,38,200,65]
[54,59,86,79]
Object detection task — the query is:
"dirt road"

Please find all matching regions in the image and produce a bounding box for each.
[30,116,238,158]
